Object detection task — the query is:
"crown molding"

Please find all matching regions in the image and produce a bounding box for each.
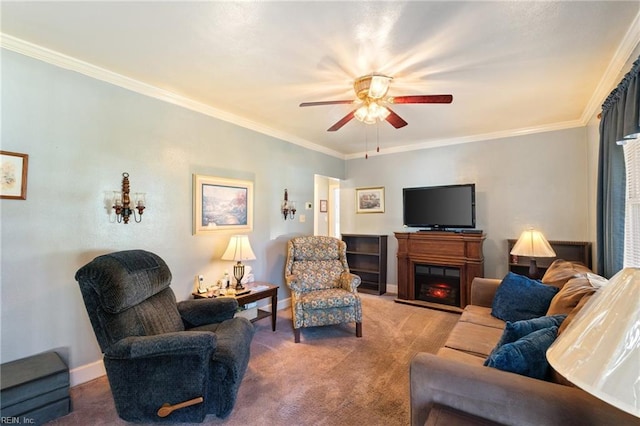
[0,33,346,160]
[348,11,640,161]
[580,10,640,123]
[345,119,584,160]
[3,17,638,163]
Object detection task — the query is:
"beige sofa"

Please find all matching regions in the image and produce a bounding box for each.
[410,263,639,426]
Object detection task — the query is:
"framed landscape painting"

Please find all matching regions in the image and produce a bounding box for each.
[1,151,29,200]
[355,186,385,214]
[193,174,253,234]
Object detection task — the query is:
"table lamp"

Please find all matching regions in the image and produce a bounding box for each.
[547,267,639,417]
[221,235,256,290]
[510,228,556,278]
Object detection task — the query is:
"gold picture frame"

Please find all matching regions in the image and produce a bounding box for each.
[355,186,385,214]
[1,151,29,200]
[193,174,253,235]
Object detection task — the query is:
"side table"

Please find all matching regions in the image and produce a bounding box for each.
[193,281,278,331]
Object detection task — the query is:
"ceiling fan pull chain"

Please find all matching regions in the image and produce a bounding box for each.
[376,122,380,153]
[365,126,369,159]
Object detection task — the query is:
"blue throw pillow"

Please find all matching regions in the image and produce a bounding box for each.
[491,272,560,322]
[485,326,558,380]
[484,314,566,363]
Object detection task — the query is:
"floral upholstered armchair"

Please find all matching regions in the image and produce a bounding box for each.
[284,236,362,343]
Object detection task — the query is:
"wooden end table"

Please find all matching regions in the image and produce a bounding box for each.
[193,281,278,331]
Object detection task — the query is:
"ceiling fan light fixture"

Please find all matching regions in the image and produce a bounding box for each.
[368,75,391,99]
[373,103,390,120]
[354,101,390,124]
[300,74,451,132]
[354,74,392,100]
[363,115,377,125]
[354,105,369,122]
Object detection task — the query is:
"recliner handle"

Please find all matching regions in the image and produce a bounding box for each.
[157,396,204,417]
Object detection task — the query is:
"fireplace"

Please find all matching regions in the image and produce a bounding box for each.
[395,232,485,310]
[414,265,461,307]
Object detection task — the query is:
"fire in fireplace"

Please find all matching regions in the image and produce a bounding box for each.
[415,265,461,307]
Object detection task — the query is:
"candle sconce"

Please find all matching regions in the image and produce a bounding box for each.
[281,189,296,220]
[113,172,146,224]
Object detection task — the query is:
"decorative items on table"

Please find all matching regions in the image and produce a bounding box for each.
[510,229,556,278]
[112,172,146,223]
[547,267,640,417]
[240,265,255,284]
[195,275,206,293]
[221,235,256,290]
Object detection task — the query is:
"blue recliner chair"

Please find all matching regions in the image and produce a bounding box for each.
[75,249,254,422]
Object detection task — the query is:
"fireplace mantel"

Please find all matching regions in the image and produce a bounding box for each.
[395,231,485,312]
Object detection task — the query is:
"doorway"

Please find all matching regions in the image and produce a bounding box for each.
[314,175,341,238]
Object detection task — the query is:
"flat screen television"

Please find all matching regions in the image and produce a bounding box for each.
[403,183,476,229]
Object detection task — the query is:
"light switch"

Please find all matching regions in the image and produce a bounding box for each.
[299,214,306,223]
[305,202,312,210]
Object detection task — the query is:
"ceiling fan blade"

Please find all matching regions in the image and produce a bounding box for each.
[327,110,356,131]
[299,100,355,107]
[389,95,453,104]
[385,108,408,129]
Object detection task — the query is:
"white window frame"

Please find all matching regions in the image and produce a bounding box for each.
[623,140,640,267]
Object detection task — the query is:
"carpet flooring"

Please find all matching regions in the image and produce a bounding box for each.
[47,294,459,426]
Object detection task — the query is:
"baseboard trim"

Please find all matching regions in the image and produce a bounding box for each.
[70,359,106,387]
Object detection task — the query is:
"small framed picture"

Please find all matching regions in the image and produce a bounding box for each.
[193,174,253,234]
[319,199,328,213]
[1,151,29,200]
[355,186,385,214]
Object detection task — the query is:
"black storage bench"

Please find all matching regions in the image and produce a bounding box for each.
[1,351,71,425]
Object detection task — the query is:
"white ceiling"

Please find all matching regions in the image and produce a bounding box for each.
[2,1,640,159]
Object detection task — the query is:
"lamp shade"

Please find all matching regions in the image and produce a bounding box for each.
[546,267,640,417]
[510,229,556,258]
[221,235,256,262]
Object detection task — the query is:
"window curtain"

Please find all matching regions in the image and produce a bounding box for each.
[597,56,640,277]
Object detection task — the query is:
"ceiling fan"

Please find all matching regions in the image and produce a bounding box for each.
[299,74,453,132]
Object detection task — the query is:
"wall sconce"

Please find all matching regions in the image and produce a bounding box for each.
[281,189,296,220]
[112,172,146,224]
